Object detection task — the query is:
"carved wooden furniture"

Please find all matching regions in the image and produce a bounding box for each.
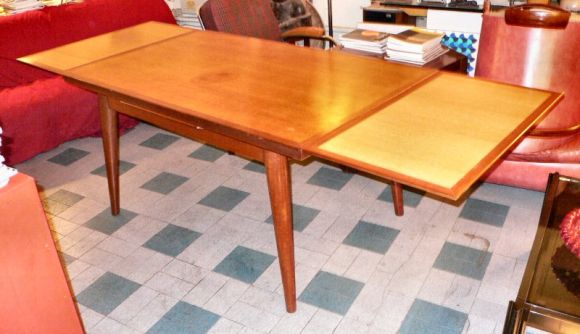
[477,5,580,191]
[0,174,84,334]
[20,22,561,312]
[200,0,338,47]
[503,173,580,333]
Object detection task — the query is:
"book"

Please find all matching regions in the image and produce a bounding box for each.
[356,22,412,35]
[2,0,43,11]
[172,8,204,30]
[386,28,444,53]
[341,29,388,44]
[340,29,389,54]
[0,0,44,14]
[386,44,449,65]
[384,27,447,65]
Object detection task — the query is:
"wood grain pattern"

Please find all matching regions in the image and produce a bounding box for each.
[100,96,120,215]
[59,26,436,151]
[109,98,266,162]
[19,22,190,74]
[392,182,404,216]
[264,151,296,313]
[312,73,563,199]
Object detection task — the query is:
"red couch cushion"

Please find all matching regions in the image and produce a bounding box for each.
[0,77,138,165]
[0,58,54,88]
[0,77,102,164]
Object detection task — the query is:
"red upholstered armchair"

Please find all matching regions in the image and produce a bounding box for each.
[477,4,580,191]
[199,0,338,48]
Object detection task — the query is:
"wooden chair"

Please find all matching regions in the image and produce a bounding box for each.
[199,0,338,48]
[477,3,580,190]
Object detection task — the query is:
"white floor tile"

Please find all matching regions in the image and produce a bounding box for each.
[162,259,208,284]
[110,247,173,284]
[109,286,159,325]
[301,309,343,334]
[144,272,195,299]
[79,247,124,271]
[204,279,249,315]
[224,302,280,333]
[207,317,244,334]
[182,272,229,307]
[89,317,140,334]
[127,294,178,333]
[270,302,317,334]
[322,244,361,276]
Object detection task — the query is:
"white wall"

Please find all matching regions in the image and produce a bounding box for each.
[312,0,367,31]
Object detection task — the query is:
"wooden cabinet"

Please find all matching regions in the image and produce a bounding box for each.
[0,173,84,334]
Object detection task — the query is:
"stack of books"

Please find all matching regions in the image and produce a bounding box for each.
[0,0,44,14]
[339,29,389,55]
[385,28,447,65]
[172,8,204,30]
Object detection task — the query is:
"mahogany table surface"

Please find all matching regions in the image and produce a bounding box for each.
[20,21,561,199]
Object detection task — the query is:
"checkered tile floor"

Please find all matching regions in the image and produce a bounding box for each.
[16,123,544,334]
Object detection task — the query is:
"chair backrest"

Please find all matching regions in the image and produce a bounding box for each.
[199,0,283,41]
[475,5,579,133]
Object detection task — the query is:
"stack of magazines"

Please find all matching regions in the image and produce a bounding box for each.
[0,0,44,14]
[339,29,389,55]
[385,28,447,65]
[172,8,204,29]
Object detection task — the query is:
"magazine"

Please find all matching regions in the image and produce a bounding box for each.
[386,28,444,53]
[340,29,389,54]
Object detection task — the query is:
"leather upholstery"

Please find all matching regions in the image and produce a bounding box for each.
[477,9,580,190]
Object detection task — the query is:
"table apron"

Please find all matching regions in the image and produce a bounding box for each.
[104,94,308,162]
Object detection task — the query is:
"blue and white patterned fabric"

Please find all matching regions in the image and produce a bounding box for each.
[442,32,480,76]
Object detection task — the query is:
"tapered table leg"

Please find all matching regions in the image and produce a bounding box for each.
[99,95,120,216]
[264,151,296,313]
[392,182,404,216]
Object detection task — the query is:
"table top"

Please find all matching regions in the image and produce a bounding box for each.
[311,73,557,199]
[20,21,562,200]
[19,22,191,74]
[21,22,438,157]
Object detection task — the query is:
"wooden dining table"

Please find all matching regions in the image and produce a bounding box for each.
[20,22,562,313]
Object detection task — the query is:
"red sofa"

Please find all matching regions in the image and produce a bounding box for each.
[0,0,176,165]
